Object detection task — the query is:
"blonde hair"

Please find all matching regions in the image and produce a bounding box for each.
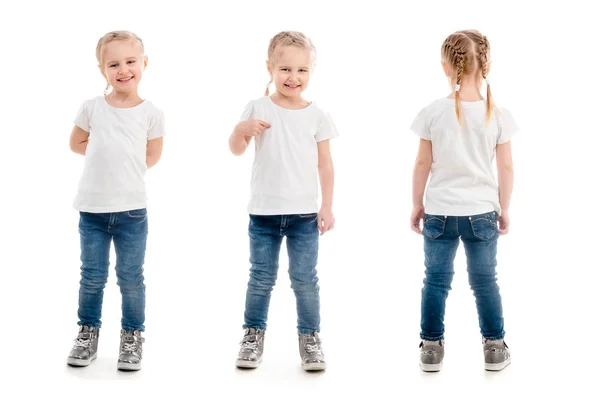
[441,30,495,125]
[265,31,316,96]
[96,31,145,95]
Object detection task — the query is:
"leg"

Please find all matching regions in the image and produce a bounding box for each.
[461,212,504,340]
[113,209,148,332]
[77,212,112,328]
[244,215,283,331]
[420,215,460,341]
[286,214,320,335]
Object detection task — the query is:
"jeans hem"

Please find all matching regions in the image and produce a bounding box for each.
[243,325,267,331]
[298,328,320,335]
[420,334,444,341]
[78,322,101,329]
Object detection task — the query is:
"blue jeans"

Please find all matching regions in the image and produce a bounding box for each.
[243,214,320,335]
[77,209,148,332]
[420,211,505,341]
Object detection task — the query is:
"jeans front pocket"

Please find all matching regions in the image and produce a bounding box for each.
[423,214,446,240]
[299,213,318,219]
[469,212,498,240]
[127,208,148,219]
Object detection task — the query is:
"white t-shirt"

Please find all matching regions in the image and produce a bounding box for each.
[240,96,339,215]
[73,96,165,213]
[411,98,518,216]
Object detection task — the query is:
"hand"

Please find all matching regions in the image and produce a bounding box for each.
[497,210,510,235]
[411,205,425,234]
[234,120,271,138]
[318,206,335,236]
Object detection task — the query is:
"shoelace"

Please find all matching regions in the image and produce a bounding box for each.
[304,342,323,355]
[122,342,138,353]
[74,338,91,348]
[241,340,259,352]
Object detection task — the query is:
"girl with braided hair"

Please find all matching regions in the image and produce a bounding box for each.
[410,29,517,372]
[229,31,338,371]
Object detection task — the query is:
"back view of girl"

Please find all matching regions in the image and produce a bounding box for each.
[410,30,517,372]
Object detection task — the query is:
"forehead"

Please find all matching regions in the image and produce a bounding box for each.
[273,45,312,66]
[102,39,143,61]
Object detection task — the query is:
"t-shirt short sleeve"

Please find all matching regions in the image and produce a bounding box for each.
[410,106,431,140]
[315,111,339,142]
[148,110,166,140]
[496,108,518,144]
[239,101,255,122]
[73,101,90,132]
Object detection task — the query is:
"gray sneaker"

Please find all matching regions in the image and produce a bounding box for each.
[483,339,511,371]
[117,330,144,371]
[420,340,444,372]
[236,328,265,368]
[299,332,326,371]
[67,325,100,367]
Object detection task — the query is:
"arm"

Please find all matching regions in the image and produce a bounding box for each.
[146,137,164,168]
[229,120,270,156]
[496,141,514,234]
[69,125,90,155]
[411,139,433,234]
[317,139,335,235]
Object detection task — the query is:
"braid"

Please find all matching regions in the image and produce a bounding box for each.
[476,34,493,123]
[452,44,466,125]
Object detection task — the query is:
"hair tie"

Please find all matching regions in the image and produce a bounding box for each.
[485,77,491,85]
[455,84,461,92]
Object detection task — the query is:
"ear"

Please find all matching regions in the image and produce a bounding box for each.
[143,55,148,70]
[266,60,272,77]
[440,61,450,78]
[98,64,106,80]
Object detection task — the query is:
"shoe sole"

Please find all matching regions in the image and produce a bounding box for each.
[485,358,511,371]
[236,359,261,369]
[420,362,442,372]
[303,362,327,371]
[117,362,142,371]
[67,353,97,367]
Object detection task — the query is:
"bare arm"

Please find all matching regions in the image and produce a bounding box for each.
[69,125,90,155]
[317,139,335,235]
[146,137,164,168]
[411,139,432,234]
[229,120,270,156]
[496,141,514,234]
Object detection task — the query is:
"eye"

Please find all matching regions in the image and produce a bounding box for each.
[299,69,308,73]
[128,60,136,64]
[280,68,290,72]
[109,64,118,68]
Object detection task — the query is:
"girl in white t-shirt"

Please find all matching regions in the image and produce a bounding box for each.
[66,31,165,371]
[229,31,338,371]
[410,30,517,372]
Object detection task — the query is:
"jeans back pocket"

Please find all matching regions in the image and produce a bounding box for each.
[469,212,498,240]
[423,214,446,240]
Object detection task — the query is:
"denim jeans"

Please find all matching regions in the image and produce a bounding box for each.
[243,214,320,335]
[420,211,505,341]
[77,209,148,332]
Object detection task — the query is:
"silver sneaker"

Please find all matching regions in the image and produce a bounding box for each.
[117,330,144,371]
[236,328,265,368]
[483,339,511,371]
[299,332,326,371]
[67,325,100,367]
[420,340,444,372]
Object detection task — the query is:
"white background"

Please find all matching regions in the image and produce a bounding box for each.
[0,0,597,398]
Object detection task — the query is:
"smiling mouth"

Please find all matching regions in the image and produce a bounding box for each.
[284,84,300,88]
[117,76,133,82]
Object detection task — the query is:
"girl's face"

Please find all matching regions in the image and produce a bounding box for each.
[100,39,147,95]
[267,46,312,99]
